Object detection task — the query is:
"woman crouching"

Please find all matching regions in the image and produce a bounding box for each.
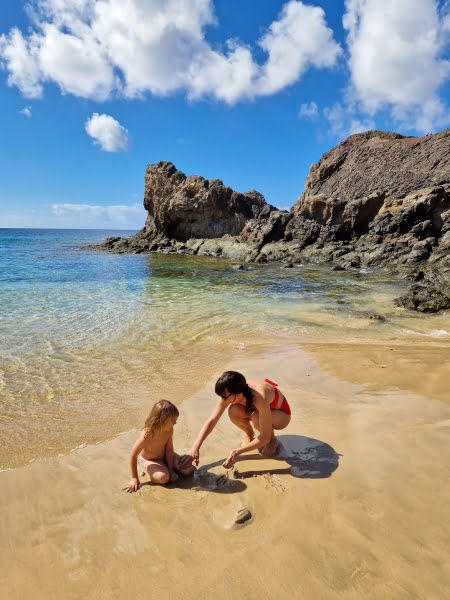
[181,371,291,469]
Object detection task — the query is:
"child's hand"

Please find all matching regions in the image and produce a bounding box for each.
[125,477,140,492]
[170,472,178,482]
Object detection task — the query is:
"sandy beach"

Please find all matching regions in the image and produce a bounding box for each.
[1,341,449,600]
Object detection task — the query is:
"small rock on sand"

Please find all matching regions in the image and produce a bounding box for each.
[235,508,252,525]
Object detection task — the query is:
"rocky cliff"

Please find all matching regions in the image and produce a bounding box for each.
[94,129,450,312]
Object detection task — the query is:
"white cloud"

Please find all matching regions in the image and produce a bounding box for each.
[343,0,450,131]
[257,1,341,96]
[0,28,43,98]
[299,101,319,119]
[85,113,129,152]
[52,202,143,224]
[0,0,341,104]
[0,201,145,229]
[20,105,32,117]
[323,103,376,138]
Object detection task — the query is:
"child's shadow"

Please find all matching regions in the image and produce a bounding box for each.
[203,435,340,480]
[166,469,247,495]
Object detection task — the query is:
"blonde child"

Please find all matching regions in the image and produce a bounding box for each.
[125,399,195,492]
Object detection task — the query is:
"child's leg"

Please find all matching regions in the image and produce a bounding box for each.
[174,452,195,477]
[145,459,170,485]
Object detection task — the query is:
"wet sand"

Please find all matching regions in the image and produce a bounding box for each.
[1,343,449,599]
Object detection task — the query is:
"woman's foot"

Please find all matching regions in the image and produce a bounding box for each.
[259,436,279,456]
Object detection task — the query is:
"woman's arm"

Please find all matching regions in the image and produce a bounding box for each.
[181,398,229,466]
[165,428,177,481]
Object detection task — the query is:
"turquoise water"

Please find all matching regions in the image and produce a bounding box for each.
[1,228,449,468]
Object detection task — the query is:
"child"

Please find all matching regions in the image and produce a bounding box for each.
[125,399,195,492]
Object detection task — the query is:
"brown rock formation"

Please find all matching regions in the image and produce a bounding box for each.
[92,129,450,312]
[142,161,273,241]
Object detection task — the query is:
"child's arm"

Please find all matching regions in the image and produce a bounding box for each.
[125,432,146,492]
[165,428,178,482]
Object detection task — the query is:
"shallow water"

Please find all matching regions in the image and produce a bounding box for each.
[1,229,449,468]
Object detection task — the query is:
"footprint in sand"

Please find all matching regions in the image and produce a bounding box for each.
[262,473,288,492]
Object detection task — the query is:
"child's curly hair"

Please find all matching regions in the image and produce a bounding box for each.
[143,399,179,438]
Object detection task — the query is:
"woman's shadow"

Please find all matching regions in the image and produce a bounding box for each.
[276,434,340,478]
[201,435,340,480]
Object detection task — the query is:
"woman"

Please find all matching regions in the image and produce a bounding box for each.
[181,371,291,469]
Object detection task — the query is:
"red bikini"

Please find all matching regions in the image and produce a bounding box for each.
[265,379,291,415]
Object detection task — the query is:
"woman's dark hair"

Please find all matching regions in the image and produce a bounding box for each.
[215,371,253,413]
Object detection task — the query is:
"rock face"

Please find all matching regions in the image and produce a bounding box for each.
[287,130,450,267]
[142,161,273,241]
[93,129,450,312]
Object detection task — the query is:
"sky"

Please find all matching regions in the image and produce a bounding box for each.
[1,0,450,230]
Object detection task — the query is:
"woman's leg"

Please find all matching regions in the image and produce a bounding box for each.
[251,410,291,455]
[228,404,254,444]
[173,452,195,477]
[145,459,170,485]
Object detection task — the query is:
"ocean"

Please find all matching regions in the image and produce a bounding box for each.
[1,228,449,468]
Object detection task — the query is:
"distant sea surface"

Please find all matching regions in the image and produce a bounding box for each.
[1,228,449,468]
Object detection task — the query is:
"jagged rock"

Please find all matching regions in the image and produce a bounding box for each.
[395,282,450,313]
[295,130,450,214]
[142,161,274,242]
[90,130,450,311]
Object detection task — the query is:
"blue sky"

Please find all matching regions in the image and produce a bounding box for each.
[1,0,450,229]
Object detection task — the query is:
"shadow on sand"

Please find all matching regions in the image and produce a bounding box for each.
[200,435,340,481]
[162,468,248,494]
[277,434,341,479]
[139,435,339,496]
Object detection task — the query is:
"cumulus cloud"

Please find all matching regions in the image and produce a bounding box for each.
[0,27,43,97]
[52,202,143,223]
[323,102,376,138]
[0,0,341,104]
[85,113,129,152]
[20,105,32,117]
[343,0,450,131]
[299,101,319,120]
[256,1,341,96]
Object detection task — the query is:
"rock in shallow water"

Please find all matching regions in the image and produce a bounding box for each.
[395,282,450,313]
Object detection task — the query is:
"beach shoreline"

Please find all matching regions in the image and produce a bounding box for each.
[1,342,449,599]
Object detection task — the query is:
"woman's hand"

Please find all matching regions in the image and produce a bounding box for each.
[125,477,140,493]
[170,471,179,482]
[223,449,239,469]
